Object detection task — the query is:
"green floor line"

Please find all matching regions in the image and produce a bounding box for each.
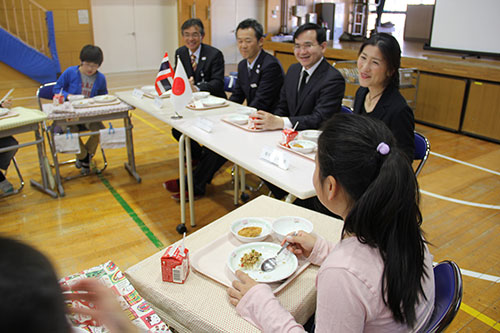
[98,173,164,249]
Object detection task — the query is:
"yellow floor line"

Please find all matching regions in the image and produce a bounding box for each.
[460,303,500,331]
[133,113,169,136]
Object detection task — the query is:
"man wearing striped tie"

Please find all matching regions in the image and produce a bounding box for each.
[174,18,225,99]
[168,18,226,167]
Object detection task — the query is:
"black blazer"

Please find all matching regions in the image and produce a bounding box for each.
[229,51,284,111]
[175,44,226,98]
[353,85,415,161]
[274,58,345,130]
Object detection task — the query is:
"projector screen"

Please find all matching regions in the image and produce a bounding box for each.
[427,0,500,56]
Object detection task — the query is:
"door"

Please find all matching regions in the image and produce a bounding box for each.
[92,0,177,73]
[178,0,212,46]
[211,0,265,64]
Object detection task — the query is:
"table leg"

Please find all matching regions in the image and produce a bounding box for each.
[233,164,239,206]
[185,136,196,227]
[285,193,296,203]
[30,126,58,198]
[47,125,65,196]
[123,115,141,183]
[178,134,186,230]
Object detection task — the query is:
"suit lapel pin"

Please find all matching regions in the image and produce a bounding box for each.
[250,83,258,88]
[201,56,206,61]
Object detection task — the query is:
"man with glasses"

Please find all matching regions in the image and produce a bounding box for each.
[174,18,225,98]
[166,18,226,176]
[53,45,108,174]
[164,19,285,200]
[250,23,345,199]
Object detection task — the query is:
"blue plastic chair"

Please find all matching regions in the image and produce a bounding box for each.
[424,260,463,332]
[36,81,57,110]
[414,132,430,177]
[341,105,353,114]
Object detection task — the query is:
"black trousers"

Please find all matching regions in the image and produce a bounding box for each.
[172,128,203,161]
[192,147,228,195]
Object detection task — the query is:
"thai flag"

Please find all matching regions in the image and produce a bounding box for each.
[155,52,174,96]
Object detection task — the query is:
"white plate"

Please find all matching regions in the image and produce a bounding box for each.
[193,91,210,100]
[227,242,298,283]
[272,216,314,242]
[236,106,256,115]
[67,94,85,102]
[0,108,9,116]
[93,95,117,103]
[202,97,226,107]
[71,99,93,107]
[227,114,249,125]
[230,217,272,242]
[289,139,317,154]
[301,130,322,143]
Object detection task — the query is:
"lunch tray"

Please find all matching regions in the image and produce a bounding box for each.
[72,99,121,108]
[190,229,310,294]
[221,117,266,132]
[277,142,316,161]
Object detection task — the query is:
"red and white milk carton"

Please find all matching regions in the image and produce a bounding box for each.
[53,93,64,106]
[281,127,298,147]
[161,244,189,284]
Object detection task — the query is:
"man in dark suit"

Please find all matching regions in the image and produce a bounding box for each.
[165,19,285,200]
[174,18,225,98]
[251,23,345,199]
[166,18,226,186]
[251,23,345,132]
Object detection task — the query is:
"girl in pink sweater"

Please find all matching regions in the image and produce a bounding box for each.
[227,114,435,332]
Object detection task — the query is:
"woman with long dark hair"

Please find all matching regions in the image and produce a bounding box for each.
[228,114,434,331]
[354,33,415,161]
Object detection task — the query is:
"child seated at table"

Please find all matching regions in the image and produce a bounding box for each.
[228,114,435,332]
[0,236,139,332]
[0,99,17,194]
[53,44,108,174]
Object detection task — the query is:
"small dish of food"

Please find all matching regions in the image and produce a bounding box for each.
[227,242,298,283]
[288,139,317,154]
[71,99,93,107]
[272,216,314,242]
[231,217,272,242]
[227,114,249,125]
[301,130,322,143]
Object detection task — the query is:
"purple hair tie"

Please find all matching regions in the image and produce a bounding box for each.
[376,142,390,155]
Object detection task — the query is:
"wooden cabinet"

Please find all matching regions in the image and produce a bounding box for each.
[462,81,500,141]
[414,73,466,131]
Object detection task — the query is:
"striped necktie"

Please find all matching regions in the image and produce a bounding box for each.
[191,54,197,71]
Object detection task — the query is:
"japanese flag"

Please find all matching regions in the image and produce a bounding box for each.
[172,57,193,112]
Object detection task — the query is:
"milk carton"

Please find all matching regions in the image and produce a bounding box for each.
[161,244,189,284]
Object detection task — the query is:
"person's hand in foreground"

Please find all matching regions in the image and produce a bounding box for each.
[284,230,317,258]
[188,76,198,92]
[227,270,259,306]
[251,110,284,130]
[1,99,12,108]
[63,278,139,333]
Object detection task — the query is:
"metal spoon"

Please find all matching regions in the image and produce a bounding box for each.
[261,232,297,272]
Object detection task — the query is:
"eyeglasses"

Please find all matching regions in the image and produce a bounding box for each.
[81,62,99,69]
[183,32,201,39]
[293,43,318,51]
